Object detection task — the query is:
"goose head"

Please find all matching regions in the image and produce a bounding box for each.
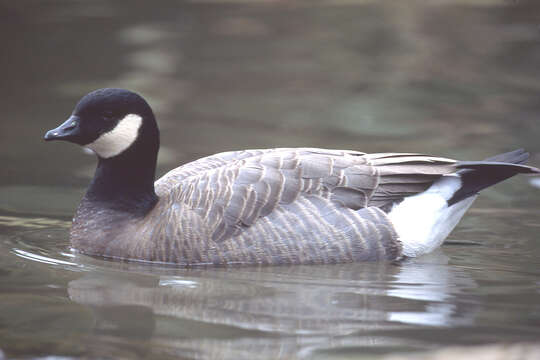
[45,88,160,207]
[44,88,159,160]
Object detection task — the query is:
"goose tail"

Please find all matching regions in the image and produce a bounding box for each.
[388,149,539,258]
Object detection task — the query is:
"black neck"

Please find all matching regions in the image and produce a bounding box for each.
[85,145,159,216]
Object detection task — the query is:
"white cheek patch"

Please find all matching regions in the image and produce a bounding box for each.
[86,114,143,158]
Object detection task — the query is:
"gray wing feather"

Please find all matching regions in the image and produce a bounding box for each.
[155,148,457,246]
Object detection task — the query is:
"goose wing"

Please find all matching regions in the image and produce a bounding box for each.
[155,148,457,242]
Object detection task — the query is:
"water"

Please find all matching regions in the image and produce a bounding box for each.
[1,0,540,358]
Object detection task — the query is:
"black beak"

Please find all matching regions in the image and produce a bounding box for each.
[44,115,81,142]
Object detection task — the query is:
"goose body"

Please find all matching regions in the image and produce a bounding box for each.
[44,89,539,266]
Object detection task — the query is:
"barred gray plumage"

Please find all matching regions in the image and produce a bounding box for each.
[71,148,458,265]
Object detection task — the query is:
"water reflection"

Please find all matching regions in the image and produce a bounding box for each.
[388,255,477,327]
[64,252,477,358]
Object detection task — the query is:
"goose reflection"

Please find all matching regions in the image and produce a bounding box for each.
[67,251,478,359]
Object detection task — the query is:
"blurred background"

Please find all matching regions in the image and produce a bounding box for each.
[0,0,539,359]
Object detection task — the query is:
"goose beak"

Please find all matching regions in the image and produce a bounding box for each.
[44,115,81,142]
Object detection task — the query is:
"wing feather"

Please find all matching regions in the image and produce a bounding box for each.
[155,149,458,243]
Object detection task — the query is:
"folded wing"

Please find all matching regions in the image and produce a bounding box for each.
[156,148,457,243]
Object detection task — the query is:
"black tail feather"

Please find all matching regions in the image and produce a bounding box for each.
[482,148,529,164]
[448,149,539,206]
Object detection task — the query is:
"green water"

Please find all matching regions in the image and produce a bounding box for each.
[1,1,539,359]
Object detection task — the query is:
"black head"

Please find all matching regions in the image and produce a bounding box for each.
[44,88,159,159]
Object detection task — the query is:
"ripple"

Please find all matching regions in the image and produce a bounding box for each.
[0,215,71,229]
[12,248,77,267]
[1,216,82,271]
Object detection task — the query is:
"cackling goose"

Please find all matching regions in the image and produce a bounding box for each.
[44,88,540,265]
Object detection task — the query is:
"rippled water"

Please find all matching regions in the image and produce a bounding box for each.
[1,1,540,359]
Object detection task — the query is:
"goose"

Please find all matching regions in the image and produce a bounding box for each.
[44,88,539,266]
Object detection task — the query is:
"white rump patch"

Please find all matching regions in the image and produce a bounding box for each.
[388,175,476,257]
[86,114,143,158]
